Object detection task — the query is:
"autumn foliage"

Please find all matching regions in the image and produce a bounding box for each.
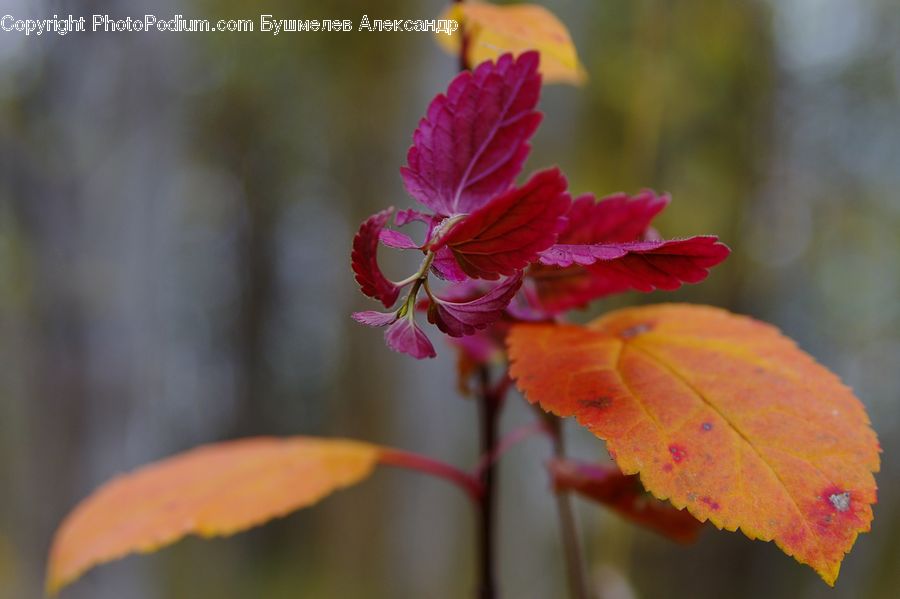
[46,438,381,594]
[351,50,728,359]
[46,3,879,597]
[508,304,879,585]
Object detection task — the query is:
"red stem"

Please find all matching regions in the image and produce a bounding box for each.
[474,419,552,478]
[380,448,481,501]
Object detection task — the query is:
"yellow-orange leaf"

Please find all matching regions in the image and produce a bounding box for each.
[507,304,880,585]
[46,437,380,595]
[437,2,586,85]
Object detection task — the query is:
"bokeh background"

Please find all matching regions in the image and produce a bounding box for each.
[1,0,898,598]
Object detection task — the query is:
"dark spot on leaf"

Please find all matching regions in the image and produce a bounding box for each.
[620,322,653,339]
[579,397,612,410]
[701,422,713,431]
[668,444,687,463]
[829,491,851,513]
[700,496,720,511]
[663,463,673,473]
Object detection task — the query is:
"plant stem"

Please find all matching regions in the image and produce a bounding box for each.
[453,7,494,597]
[476,365,500,599]
[546,416,591,599]
[393,250,435,288]
[474,419,551,478]
[380,448,481,501]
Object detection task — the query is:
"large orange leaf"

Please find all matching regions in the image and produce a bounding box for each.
[437,2,586,85]
[46,437,380,595]
[507,304,880,585]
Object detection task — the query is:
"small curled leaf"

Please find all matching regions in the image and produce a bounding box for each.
[352,209,401,308]
[428,272,523,337]
[385,316,437,359]
[352,310,398,327]
[380,229,419,250]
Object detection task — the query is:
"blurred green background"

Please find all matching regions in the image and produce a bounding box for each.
[1,0,898,598]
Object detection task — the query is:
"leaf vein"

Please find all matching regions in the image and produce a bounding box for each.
[627,341,826,564]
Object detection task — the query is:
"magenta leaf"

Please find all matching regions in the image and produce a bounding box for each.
[537,240,679,267]
[428,273,524,337]
[579,236,730,291]
[352,310,398,327]
[449,332,500,364]
[395,209,432,226]
[379,229,419,250]
[529,267,615,313]
[400,52,543,216]
[587,235,731,292]
[431,247,469,282]
[434,168,571,280]
[560,191,669,244]
[532,236,730,312]
[385,317,436,360]
[351,209,400,308]
[529,191,729,312]
[504,283,552,322]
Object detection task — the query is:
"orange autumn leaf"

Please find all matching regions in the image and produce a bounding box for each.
[550,458,704,544]
[507,304,880,585]
[437,2,586,85]
[46,437,380,595]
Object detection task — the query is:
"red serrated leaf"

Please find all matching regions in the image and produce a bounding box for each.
[560,191,669,245]
[528,191,724,312]
[538,236,729,270]
[428,273,523,337]
[401,52,543,216]
[527,267,604,314]
[532,237,729,312]
[550,458,704,543]
[434,168,571,280]
[351,209,400,308]
[578,236,730,289]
